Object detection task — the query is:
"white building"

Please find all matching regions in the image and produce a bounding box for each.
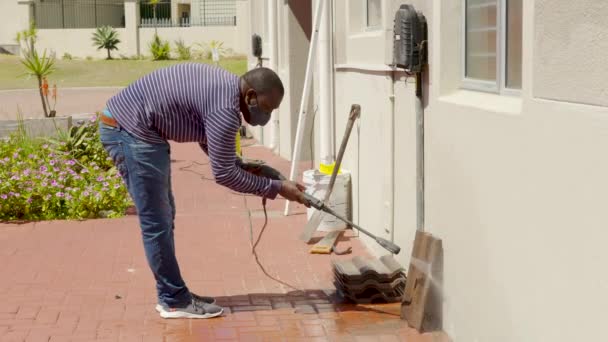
[0,0,250,58]
[247,1,608,341]
[1,0,607,340]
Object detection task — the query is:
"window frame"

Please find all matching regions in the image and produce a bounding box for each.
[364,0,382,31]
[461,0,521,96]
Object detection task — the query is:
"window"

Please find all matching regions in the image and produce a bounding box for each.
[33,0,125,29]
[140,0,171,27]
[366,0,382,28]
[177,4,191,27]
[139,0,236,27]
[464,0,522,93]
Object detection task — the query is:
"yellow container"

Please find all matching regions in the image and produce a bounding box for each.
[319,162,341,175]
[235,131,242,157]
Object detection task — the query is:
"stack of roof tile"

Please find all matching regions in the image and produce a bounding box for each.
[332,255,406,304]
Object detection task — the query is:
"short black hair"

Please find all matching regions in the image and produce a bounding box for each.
[242,67,284,96]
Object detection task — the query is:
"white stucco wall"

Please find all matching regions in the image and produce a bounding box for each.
[37,28,128,59]
[33,26,246,60]
[0,0,30,49]
[246,0,313,161]
[425,0,608,341]
[234,0,250,58]
[280,1,313,161]
[534,0,608,107]
[317,0,608,341]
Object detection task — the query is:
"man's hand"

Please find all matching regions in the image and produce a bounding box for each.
[279,181,310,207]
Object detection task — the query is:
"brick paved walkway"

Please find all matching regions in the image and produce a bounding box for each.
[0,141,449,341]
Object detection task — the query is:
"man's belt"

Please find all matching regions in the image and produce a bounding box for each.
[100,113,119,128]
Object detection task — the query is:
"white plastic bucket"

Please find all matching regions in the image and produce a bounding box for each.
[302,169,352,232]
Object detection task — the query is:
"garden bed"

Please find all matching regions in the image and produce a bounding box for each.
[0,114,132,221]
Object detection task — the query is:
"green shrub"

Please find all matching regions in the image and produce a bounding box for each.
[174,39,191,60]
[62,53,73,60]
[197,40,227,61]
[149,34,170,61]
[0,115,132,221]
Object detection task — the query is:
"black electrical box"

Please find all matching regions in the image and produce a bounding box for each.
[393,4,427,72]
[251,34,262,58]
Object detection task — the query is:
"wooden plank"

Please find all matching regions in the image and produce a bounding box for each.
[401,231,443,332]
[309,230,342,254]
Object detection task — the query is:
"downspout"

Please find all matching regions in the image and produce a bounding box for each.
[268,0,280,152]
[317,0,334,166]
[388,69,396,243]
[416,71,424,232]
[253,0,263,142]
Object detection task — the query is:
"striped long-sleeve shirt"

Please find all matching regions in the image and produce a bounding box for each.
[106,63,281,199]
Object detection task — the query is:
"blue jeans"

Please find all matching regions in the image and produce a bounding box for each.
[98,119,192,308]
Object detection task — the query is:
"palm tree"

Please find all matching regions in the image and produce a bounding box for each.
[92,26,120,60]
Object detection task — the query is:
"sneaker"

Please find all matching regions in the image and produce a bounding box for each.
[159,298,223,319]
[155,293,216,312]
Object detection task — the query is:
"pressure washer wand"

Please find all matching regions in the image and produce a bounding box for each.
[303,193,401,255]
[250,166,400,254]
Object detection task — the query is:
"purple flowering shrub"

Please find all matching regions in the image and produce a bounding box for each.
[0,115,131,221]
[49,114,115,170]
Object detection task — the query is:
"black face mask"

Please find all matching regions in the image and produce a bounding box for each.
[247,98,271,126]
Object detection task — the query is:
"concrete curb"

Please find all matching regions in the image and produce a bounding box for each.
[0,116,72,139]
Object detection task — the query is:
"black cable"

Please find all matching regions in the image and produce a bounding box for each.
[251,198,267,251]
[250,198,302,292]
[180,159,305,293]
[178,161,215,181]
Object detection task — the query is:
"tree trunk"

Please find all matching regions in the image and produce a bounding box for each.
[107,48,111,60]
[37,76,49,117]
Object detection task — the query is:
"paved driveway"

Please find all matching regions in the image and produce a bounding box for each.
[0,87,122,120]
[0,141,448,341]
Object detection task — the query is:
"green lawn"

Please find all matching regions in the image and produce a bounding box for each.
[0,55,247,90]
